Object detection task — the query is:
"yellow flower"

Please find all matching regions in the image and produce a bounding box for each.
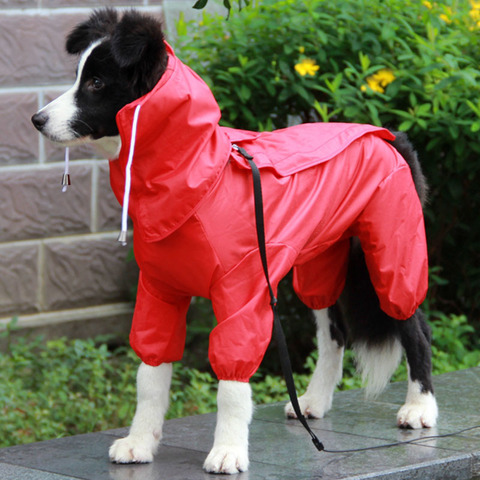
[470,5,480,25]
[471,0,480,8]
[423,0,432,8]
[298,46,305,54]
[439,13,451,23]
[439,6,453,23]
[294,58,319,76]
[363,69,396,94]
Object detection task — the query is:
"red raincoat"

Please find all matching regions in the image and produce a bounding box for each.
[109,43,428,382]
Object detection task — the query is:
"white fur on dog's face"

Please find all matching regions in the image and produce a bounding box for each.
[35,41,103,145]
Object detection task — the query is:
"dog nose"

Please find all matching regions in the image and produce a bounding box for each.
[31,112,48,131]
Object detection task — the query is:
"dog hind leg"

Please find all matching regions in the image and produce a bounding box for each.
[203,380,253,474]
[109,362,172,463]
[285,307,345,419]
[396,310,438,428]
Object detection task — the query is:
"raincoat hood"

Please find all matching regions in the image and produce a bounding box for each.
[109,42,231,242]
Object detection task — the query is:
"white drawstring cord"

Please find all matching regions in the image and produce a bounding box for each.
[118,104,142,246]
[61,147,71,192]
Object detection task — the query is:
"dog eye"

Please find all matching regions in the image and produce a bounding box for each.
[88,77,104,92]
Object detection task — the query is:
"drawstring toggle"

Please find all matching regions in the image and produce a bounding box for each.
[117,230,128,246]
[61,173,71,190]
[61,147,71,192]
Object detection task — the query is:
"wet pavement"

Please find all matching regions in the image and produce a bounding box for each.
[1,367,480,479]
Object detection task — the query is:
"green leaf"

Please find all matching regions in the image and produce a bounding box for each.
[359,52,371,72]
[435,75,461,91]
[238,84,251,102]
[264,80,276,97]
[313,101,329,122]
[416,103,431,116]
[227,66,243,75]
[448,123,459,139]
[366,102,381,126]
[238,54,248,67]
[176,12,188,37]
[398,120,414,131]
[409,92,417,107]
[325,73,343,93]
[471,121,480,133]
[292,83,312,103]
[193,0,208,9]
[344,105,360,119]
[466,100,480,117]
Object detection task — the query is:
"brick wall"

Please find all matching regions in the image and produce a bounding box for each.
[0,0,206,343]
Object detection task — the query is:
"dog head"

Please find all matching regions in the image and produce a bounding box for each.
[31,8,167,148]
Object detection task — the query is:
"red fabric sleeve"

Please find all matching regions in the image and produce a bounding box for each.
[130,272,191,366]
[209,246,297,382]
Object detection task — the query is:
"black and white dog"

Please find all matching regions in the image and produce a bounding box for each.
[32,9,438,475]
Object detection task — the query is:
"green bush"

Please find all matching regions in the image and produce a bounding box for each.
[176,0,480,322]
[0,332,137,447]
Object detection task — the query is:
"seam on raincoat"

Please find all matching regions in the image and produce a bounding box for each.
[209,243,298,295]
[375,163,411,192]
[193,211,229,280]
[141,271,191,305]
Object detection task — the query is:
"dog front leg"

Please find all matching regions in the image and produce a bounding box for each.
[109,362,172,463]
[203,380,253,474]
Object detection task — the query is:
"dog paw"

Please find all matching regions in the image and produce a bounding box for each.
[109,434,159,464]
[397,393,438,429]
[203,446,249,474]
[285,394,330,419]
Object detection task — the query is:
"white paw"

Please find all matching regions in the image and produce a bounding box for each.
[285,394,331,419]
[109,434,159,464]
[203,446,249,474]
[397,393,438,429]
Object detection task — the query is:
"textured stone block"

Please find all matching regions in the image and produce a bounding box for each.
[0,13,80,88]
[0,0,37,8]
[0,303,133,351]
[0,163,92,242]
[43,235,138,311]
[44,137,102,164]
[0,243,39,316]
[44,0,144,6]
[97,161,122,232]
[0,92,39,165]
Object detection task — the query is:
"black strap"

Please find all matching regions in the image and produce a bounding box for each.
[233,144,324,452]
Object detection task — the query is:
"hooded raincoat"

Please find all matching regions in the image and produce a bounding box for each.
[109,43,428,382]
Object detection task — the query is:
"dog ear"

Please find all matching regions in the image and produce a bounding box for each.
[66,8,118,54]
[111,10,167,95]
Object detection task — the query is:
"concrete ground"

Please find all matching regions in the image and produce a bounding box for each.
[1,367,480,480]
